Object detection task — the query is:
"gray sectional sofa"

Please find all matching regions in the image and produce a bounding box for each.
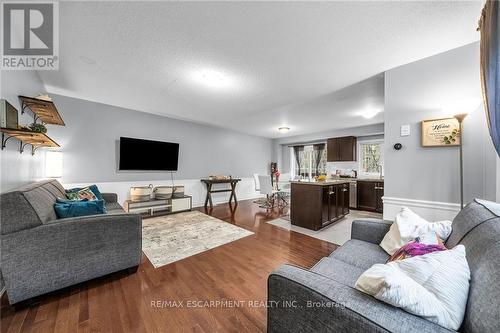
[268,200,500,333]
[0,179,142,304]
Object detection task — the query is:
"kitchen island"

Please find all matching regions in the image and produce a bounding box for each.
[290,180,350,231]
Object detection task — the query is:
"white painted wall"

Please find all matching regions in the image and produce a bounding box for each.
[383,42,499,220]
[42,94,271,204]
[47,94,272,184]
[0,71,47,192]
[1,87,273,206]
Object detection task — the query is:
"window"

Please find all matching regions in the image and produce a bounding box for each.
[359,141,383,175]
[291,144,326,179]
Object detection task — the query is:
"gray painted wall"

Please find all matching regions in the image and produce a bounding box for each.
[0,71,46,192]
[47,95,272,184]
[384,42,499,204]
[272,123,384,173]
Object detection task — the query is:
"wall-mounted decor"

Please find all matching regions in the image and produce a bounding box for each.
[1,95,64,155]
[421,117,461,147]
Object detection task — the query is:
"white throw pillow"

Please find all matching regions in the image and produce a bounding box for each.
[355,245,470,331]
[380,207,452,255]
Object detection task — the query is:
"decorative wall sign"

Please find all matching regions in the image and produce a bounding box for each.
[421,117,461,147]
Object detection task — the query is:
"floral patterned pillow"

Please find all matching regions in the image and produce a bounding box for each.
[66,187,97,201]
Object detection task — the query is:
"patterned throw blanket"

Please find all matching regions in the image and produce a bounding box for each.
[388,241,447,262]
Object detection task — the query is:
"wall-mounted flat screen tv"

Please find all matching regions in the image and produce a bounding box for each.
[119,137,179,171]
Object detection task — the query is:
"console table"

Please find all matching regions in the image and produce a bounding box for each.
[124,195,192,218]
[200,178,241,208]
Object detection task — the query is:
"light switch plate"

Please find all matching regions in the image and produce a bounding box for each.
[400,124,411,137]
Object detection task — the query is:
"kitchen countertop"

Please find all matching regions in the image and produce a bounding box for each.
[291,180,351,186]
[291,178,384,185]
[352,178,384,182]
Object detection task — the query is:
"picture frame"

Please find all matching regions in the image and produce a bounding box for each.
[421,117,461,147]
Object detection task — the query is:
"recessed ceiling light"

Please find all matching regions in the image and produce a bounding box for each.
[278,127,290,133]
[79,56,96,65]
[361,109,382,119]
[191,68,234,89]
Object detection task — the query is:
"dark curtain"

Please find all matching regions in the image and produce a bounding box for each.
[293,146,304,176]
[313,144,325,176]
[479,0,500,157]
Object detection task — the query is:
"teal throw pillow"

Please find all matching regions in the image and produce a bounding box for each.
[54,198,107,219]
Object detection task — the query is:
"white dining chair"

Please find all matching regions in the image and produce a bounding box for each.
[253,174,268,207]
[258,175,278,208]
[253,174,260,191]
[277,173,291,206]
[278,173,291,191]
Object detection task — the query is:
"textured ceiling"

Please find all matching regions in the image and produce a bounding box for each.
[39,1,482,138]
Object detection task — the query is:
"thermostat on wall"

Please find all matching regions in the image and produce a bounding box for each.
[400,124,411,137]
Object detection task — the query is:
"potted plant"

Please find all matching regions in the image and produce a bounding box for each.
[28,123,47,133]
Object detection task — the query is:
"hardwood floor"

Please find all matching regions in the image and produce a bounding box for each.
[1,200,337,333]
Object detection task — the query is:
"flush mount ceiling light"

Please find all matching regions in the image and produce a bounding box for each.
[360,109,383,119]
[190,68,235,89]
[278,127,290,133]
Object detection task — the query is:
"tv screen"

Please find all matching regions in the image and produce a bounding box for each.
[119,137,179,171]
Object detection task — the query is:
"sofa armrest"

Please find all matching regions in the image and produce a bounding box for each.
[1,213,141,304]
[268,265,452,333]
[351,219,392,244]
[101,192,118,203]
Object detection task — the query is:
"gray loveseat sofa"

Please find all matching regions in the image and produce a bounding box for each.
[0,179,142,304]
[268,200,499,333]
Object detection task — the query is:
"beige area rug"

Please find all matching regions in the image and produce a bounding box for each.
[142,211,254,268]
[267,210,383,246]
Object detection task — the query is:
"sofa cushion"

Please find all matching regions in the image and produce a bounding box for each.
[66,184,104,201]
[310,257,364,287]
[380,207,451,255]
[23,187,60,222]
[445,200,497,248]
[43,180,67,198]
[329,239,389,270]
[21,179,67,223]
[105,202,126,214]
[355,245,470,331]
[441,199,500,333]
[66,187,98,201]
[1,180,68,234]
[0,191,42,234]
[457,216,500,333]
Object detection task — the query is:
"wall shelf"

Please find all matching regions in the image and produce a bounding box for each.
[1,128,60,155]
[19,95,65,126]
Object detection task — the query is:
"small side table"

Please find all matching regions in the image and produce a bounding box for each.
[200,178,241,208]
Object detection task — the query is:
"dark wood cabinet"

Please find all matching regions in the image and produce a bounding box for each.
[343,183,350,215]
[327,136,357,162]
[291,182,350,231]
[357,180,384,213]
[327,138,340,162]
[375,182,384,213]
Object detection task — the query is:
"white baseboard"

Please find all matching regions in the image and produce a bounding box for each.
[383,196,461,221]
[62,178,264,209]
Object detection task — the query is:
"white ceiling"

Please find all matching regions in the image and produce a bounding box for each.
[39,1,482,138]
